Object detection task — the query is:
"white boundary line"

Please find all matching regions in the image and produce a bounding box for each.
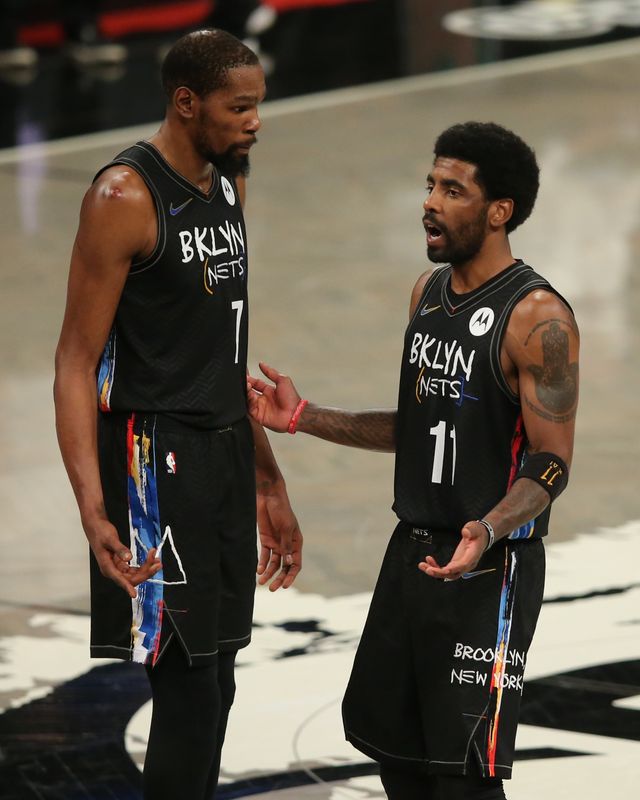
[1,35,639,166]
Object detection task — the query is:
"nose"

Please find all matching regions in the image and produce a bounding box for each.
[423,190,439,215]
[247,110,261,134]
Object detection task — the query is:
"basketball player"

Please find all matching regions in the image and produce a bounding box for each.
[54,30,302,800]
[247,122,579,799]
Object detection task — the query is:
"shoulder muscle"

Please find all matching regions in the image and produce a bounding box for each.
[77,166,156,263]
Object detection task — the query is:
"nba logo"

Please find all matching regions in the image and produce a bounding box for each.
[165,452,177,474]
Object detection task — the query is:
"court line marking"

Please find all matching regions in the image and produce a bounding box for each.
[0,35,639,166]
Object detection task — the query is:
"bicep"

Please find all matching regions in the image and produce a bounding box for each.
[507,292,580,464]
[56,184,151,371]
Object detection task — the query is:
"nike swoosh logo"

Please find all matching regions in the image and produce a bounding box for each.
[420,304,441,316]
[461,568,497,580]
[169,198,193,216]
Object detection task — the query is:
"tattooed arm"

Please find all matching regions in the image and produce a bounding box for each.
[247,362,396,452]
[420,289,579,581]
[502,289,579,458]
[488,288,580,530]
[295,404,396,452]
[489,291,579,532]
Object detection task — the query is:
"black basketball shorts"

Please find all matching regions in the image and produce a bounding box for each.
[342,521,545,780]
[91,412,257,667]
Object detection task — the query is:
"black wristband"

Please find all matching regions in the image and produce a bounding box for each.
[515,451,569,502]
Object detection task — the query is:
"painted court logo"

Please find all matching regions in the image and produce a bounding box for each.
[469,307,495,336]
[442,1,640,41]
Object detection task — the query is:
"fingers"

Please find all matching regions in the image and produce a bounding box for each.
[277,522,295,561]
[257,546,301,591]
[418,555,445,578]
[258,362,282,382]
[247,376,272,395]
[102,546,162,597]
[256,543,272,576]
[418,552,476,581]
[268,560,301,592]
[133,547,162,583]
[99,554,138,598]
[257,549,283,585]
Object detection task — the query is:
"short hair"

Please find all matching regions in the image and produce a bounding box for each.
[161,29,259,100]
[433,121,540,233]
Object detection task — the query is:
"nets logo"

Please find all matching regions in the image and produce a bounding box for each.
[469,307,495,336]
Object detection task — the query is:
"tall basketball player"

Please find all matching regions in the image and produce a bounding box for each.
[54,29,302,800]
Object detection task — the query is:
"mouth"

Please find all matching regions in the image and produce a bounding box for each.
[236,139,257,153]
[424,221,444,246]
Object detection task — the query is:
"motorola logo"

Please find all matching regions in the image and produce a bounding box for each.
[221,176,236,206]
[469,307,495,336]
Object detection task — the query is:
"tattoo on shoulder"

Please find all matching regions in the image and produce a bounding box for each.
[526,319,578,422]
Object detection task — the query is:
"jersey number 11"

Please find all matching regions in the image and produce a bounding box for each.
[429,420,457,485]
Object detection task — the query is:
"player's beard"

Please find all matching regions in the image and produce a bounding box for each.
[427,204,489,267]
[195,130,251,178]
[210,146,251,178]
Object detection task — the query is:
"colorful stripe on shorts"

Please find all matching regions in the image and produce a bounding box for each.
[486,548,518,776]
[126,413,164,664]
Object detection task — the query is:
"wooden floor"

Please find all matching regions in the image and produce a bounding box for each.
[0,36,639,799]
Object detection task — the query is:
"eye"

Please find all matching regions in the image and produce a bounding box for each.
[425,185,434,194]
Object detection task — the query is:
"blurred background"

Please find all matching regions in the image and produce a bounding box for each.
[2,0,640,148]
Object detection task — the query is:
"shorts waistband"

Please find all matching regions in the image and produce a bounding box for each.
[99,411,246,435]
[396,520,454,543]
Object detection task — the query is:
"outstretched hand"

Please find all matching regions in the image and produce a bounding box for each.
[247,362,302,432]
[418,520,489,581]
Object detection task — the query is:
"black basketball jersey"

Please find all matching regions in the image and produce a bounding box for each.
[393,260,570,539]
[95,142,249,428]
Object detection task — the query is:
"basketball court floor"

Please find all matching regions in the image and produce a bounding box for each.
[1,35,639,799]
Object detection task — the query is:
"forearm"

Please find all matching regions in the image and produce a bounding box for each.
[482,478,550,542]
[250,417,284,493]
[53,362,106,527]
[297,404,396,452]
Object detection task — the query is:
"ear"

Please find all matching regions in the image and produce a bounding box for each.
[488,198,514,230]
[173,86,197,119]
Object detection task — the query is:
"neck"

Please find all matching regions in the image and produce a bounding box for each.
[148,120,213,193]
[449,237,515,294]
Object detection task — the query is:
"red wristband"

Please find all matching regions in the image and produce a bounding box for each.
[287,399,308,434]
